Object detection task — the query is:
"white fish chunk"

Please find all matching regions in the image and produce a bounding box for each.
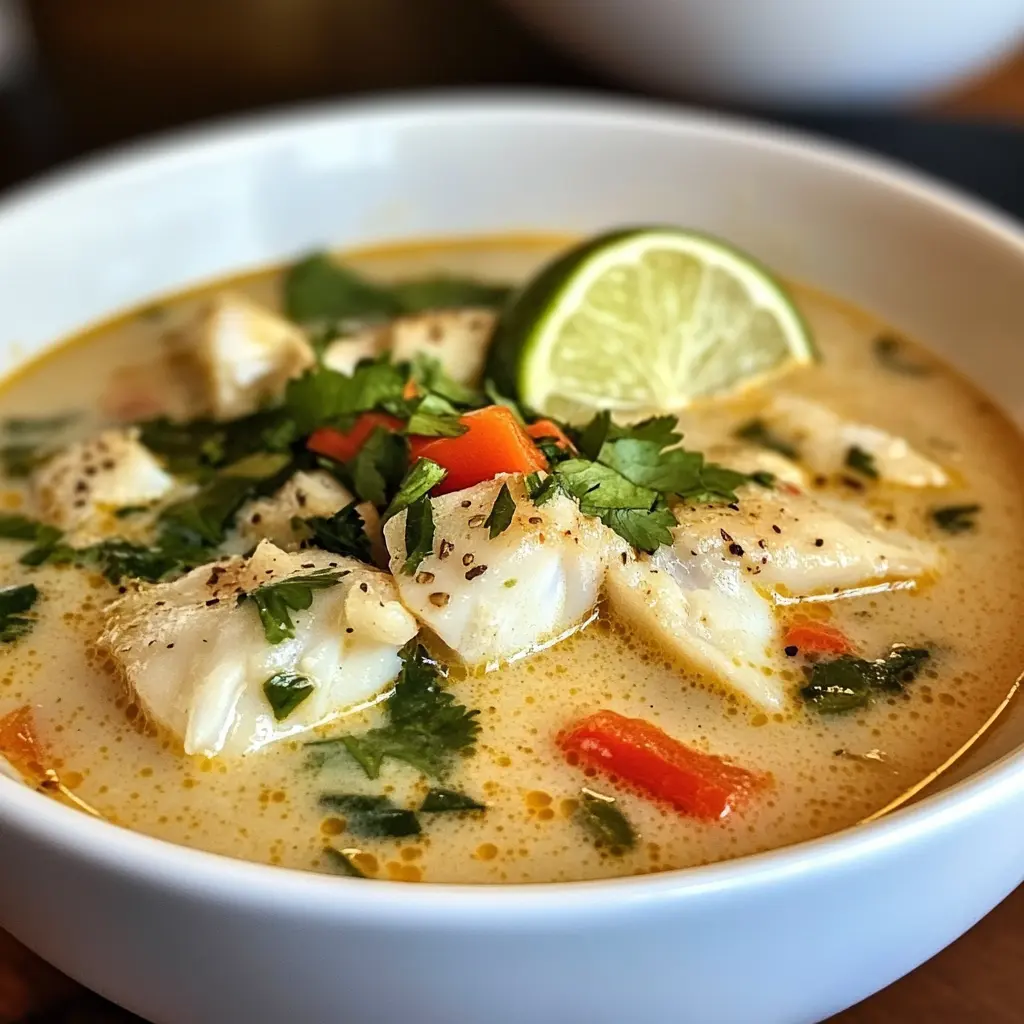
[96,540,418,757]
[237,470,382,557]
[384,474,618,668]
[323,309,495,385]
[675,484,941,598]
[172,292,315,420]
[762,393,949,487]
[32,428,175,534]
[607,546,786,711]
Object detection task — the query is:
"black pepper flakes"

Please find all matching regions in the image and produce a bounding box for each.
[772,525,782,534]
[429,592,450,607]
[720,528,733,543]
[814,538,824,547]
[784,645,798,657]
[728,542,744,557]
[438,539,454,560]
[465,565,488,581]
[462,553,475,566]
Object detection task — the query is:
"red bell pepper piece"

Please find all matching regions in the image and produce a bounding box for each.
[307,413,402,463]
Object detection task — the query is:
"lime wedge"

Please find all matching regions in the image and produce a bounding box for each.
[486,228,816,420]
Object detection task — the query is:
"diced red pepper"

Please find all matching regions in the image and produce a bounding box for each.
[526,419,575,452]
[558,710,767,821]
[307,413,402,463]
[409,406,547,495]
[783,619,853,656]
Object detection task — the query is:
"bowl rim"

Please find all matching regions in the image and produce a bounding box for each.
[3,90,1024,917]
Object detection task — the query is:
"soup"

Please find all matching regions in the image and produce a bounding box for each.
[0,233,1021,885]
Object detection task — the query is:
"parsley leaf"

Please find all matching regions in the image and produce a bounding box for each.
[874,335,931,377]
[295,503,372,562]
[419,788,485,813]
[242,568,346,644]
[349,427,409,507]
[312,643,480,779]
[0,584,38,643]
[284,254,404,324]
[383,458,447,522]
[845,445,879,479]
[402,496,435,574]
[931,504,980,535]
[263,672,315,721]
[318,793,421,838]
[734,419,798,460]
[801,645,930,714]
[484,482,516,538]
[577,787,636,854]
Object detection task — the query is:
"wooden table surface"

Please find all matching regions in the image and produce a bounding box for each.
[3,8,1024,1020]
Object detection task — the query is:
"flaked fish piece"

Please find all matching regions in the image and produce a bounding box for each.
[32,428,175,535]
[762,393,949,487]
[170,292,315,421]
[384,474,620,668]
[96,540,417,757]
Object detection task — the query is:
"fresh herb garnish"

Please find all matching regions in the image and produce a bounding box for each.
[284,254,405,325]
[390,276,511,313]
[484,482,516,539]
[295,502,372,562]
[734,419,799,460]
[323,846,367,877]
[403,393,469,439]
[419,788,486,813]
[801,645,930,714]
[284,360,408,435]
[0,584,38,643]
[383,459,447,522]
[263,672,315,721]
[349,427,409,507]
[0,414,78,479]
[0,513,49,541]
[931,504,980,535]
[0,444,47,478]
[318,793,421,838]
[310,643,480,779]
[242,568,346,644]
[844,445,879,479]
[81,540,188,583]
[402,496,435,574]
[577,787,636,854]
[3,413,79,435]
[873,335,931,377]
[410,355,485,410]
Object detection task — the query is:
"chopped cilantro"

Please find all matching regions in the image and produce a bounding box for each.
[734,419,798,460]
[419,788,485,813]
[349,427,409,507]
[403,393,468,439]
[284,254,404,324]
[844,445,878,479]
[483,380,529,423]
[383,459,447,522]
[402,496,435,575]
[263,672,315,721]
[801,645,930,714]
[0,513,48,541]
[931,504,980,535]
[390,275,511,313]
[0,584,38,643]
[295,503,372,562]
[484,482,516,539]
[318,793,421,839]
[410,355,485,409]
[873,335,931,377]
[284,360,407,435]
[310,643,480,779]
[242,568,346,644]
[577,787,636,854]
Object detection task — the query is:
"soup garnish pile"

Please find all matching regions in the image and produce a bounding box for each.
[0,229,1022,884]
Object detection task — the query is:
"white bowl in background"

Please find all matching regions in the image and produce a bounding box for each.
[498,0,1024,107]
[2,95,1024,1024]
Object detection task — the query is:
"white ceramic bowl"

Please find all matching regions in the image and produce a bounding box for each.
[498,0,1024,106]
[2,95,1024,1024]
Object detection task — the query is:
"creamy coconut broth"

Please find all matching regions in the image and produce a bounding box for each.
[0,235,1023,884]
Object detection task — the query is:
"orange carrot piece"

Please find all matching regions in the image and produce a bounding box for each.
[559,710,767,821]
[783,620,853,656]
[527,419,575,451]
[409,406,547,495]
[307,413,402,463]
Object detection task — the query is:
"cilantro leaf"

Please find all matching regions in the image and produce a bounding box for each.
[845,445,879,479]
[610,415,681,448]
[295,503,371,562]
[402,496,435,574]
[390,275,511,312]
[577,787,636,854]
[242,568,347,644]
[384,459,447,522]
[419,788,485,813]
[83,540,188,584]
[313,643,480,779]
[318,793,421,838]
[598,437,704,494]
[556,459,659,511]
[931,504,980,535]
[0,415,78,479]
[600,506,676,553]
[0,514,49,541]
[688,463,750,503]
[284,360,408,434]
[284,254,404,324]
[734,419,798,460]
[801,645,930,714]
[410,355,485,409]
[263,672,315,721]
[0,584,38,643]
[484,482,516,539]
[349,427,409,508]
[403,393,468,439]
[575,410,612,460]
